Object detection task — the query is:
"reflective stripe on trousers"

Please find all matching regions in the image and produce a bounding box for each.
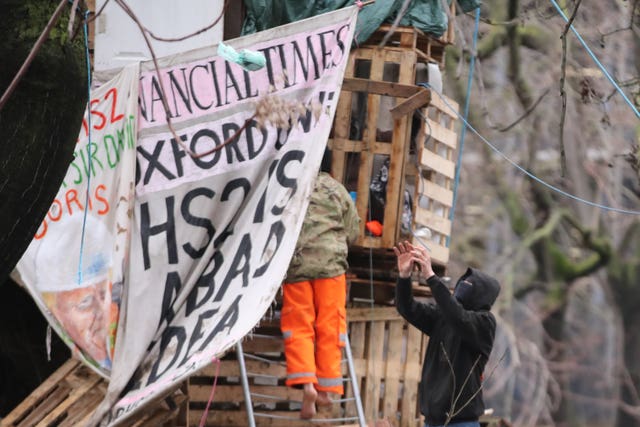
[281,274,347,394]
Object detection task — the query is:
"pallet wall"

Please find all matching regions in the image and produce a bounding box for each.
[189,307,428,427]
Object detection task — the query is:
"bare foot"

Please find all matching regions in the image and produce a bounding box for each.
[316,391,332,407]
[300,383,317,419]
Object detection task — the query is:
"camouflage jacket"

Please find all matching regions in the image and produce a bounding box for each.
[285,172,360,283]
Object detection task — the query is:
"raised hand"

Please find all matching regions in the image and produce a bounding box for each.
[393,241,420,278]
[414,244,435,280]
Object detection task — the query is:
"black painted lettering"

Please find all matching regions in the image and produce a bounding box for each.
[181,187,216,259]
[214,233,252,301]
[140,197,178,270]
[254,220,285,277]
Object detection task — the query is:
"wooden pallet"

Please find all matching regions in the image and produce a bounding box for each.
[329,39,459,268]
[343,307,427,427]
[362,24,450,68]
[190,321,358,427]
[329,46,425,250]
[189,308,427,427]
[408,89,459,266]
[1,359,188,427]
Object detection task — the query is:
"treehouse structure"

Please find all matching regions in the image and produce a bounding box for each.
[1,6,491,427]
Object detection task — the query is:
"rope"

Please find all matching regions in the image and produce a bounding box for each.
[447,7,481,246]
[549,0,640,119]
[77,11,93,285]
[425,85,640,215]
[198,357,221,427]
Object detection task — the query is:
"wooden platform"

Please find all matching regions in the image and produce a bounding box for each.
[1,360,187,427]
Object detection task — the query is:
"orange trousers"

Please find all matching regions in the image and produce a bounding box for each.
[281,274,347,394]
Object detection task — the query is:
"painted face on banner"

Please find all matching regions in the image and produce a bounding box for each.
[36,213,115,368]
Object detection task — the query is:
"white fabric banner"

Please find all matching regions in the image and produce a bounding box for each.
[96,8,357,426]
[15,7,357,426]
[15,63,139,376]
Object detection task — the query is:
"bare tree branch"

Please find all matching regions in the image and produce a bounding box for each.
[559,0,583,177]
[498,87,550,132]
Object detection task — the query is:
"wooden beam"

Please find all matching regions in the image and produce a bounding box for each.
[390,89,431,119]
[342,78,421,98]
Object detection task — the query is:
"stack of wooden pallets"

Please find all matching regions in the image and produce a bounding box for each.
[1,360,187,427]
[328,24,459,276]
[188,307,427,427]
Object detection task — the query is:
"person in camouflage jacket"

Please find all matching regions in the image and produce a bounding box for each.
[281,151,360,419]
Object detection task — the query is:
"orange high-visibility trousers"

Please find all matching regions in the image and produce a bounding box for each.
[281,274,347,394]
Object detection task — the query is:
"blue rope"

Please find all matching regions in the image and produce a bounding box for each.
[426,86,640,215]
[78,10,93,285]
[549,0,640,119]
[444,7,481,246]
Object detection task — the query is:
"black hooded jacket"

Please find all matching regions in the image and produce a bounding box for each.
[395,268,500,426]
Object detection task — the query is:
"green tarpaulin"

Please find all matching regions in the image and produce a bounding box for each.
[242,0,481,44]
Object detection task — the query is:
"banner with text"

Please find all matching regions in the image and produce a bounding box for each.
[95,8,357,426]
[15,63,139,377]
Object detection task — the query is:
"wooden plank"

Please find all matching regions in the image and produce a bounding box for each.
[2,359,80,426]
[240,337,284,354]
[348,307,400,322]
[371,142,392,155]
[358,235,385,248]
[381,114,410,247]
[195,359,287,379]
[331,51,356,184]
[330,138,363,152]
[429,92,459,119]
[341,78,420,99]
[380,49,406,65]
[332,148,347,185]
[57,387,105,427]
[420,179,454,207]
[413,207,451,236]
[189,384,302,403]
[330,139,394,155]
[390,90,431,119]
[192,409,351,427]
[424,117,457,149]
[382,321,403,420]
[381,47,416,248]
[355,49,385,248]
[400,326,423,427]
[364,321,385,418]
[396,49,418,85]
[353,47,375,61]
[348,278,432,299]
[35,375,103,427]
[420,150,455,179]
[15,384,72,427]
[400,31,417,49]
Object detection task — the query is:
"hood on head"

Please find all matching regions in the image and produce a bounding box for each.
[454,267,500,311]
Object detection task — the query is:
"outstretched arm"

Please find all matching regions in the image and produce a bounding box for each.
[394,241,439,335]
[413,245,496,354]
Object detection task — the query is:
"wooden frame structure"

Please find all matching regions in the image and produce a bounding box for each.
[329,25,459,268]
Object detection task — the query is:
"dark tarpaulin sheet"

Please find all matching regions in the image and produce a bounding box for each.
[241,0,481,43]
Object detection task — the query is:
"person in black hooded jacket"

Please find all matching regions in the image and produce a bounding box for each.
[393,241,500,427]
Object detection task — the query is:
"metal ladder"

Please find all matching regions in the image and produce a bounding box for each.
[235,332,367,427]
